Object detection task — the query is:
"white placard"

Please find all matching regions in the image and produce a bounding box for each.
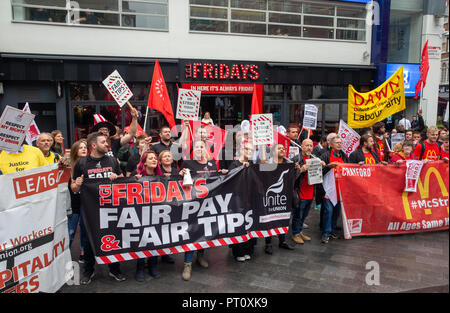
[176,88,201,120]
[322,170,337,206]
[338,120,360,155]
[405,160,424,193]
[102,70,133,108]
[250,114,273,145]
[303,104,318,130]
[0,106,35,153]
[390,133,405,149]
[306,158,323,185]
[288,146,300,159]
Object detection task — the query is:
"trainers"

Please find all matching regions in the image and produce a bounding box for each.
[321,236,329,244]
[182,262,192,281]
[292,234,304,244]
[244,255,251,260]
[236,256,246,262]
[303,223,309,229]
[264,245,273,255]
[329,232,339,240]
[300,233,311,241]
[315,204,321,210]
[109,271,126,282]
[81,271,94,285]
[78,254,84,264]
[196,252,209,268]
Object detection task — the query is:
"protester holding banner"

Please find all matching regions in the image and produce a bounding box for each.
[0,142,47,175]
[320,136,349,244]
[413,126,447,161]
[263,144,295,254]
[134,150,162,281]
[159,150,181,177]
[349,134,381,164]
[71,132,126,284]
[92,108,138,158]
[228,140,256,261]
[36,133,62,165]
[292,139,323,245]
[68,139,88,264]
[441,135,449,159]
[51,130,64,156]
[390,141,419,164]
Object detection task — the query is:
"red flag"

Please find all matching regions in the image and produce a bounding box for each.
[250,84,262,116]
[148,60,177,134]
[23,103,40,145]
[414,40,429,99]
[273,129,291,153]
[182,120,228,161]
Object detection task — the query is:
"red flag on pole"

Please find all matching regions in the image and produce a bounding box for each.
[250,84,262,116]
[148,60,177,134]
[272,129,291,153]
[414,40,429,99]
[23,103,40,145]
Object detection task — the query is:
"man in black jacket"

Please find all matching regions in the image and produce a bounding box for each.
[320,136,349,244]
[349,134,381,164]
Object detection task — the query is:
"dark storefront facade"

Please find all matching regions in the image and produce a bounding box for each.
[0,54,375,147]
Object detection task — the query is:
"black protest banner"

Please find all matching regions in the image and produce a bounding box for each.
[81,164,295,264]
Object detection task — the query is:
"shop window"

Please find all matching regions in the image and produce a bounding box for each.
[268,0,302,13]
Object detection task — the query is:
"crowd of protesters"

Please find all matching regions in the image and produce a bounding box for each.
[0,106,448,286]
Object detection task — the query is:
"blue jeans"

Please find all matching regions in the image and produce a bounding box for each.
[68,212,87,251]
[184,249,204,263]
[322,200,341,239]
[292,199,313,236]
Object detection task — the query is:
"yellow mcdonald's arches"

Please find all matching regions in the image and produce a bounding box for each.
[402,167,449,220]
[365,157,377,164]
[424,150,438,160]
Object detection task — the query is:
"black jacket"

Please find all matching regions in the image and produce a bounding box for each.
[349,148,380,164]
[320,149,349,176]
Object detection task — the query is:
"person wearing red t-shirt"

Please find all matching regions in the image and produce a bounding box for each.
[320,136,349,244]
[390,141,419,164]
[441,135,449,159]
[372,122,389,162]
[413,126,447,161]
[292,139,325,245]
[349,134,381,164]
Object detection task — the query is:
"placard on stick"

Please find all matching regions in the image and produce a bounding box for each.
[0,105,35,153]
[303,104,318,130]
[251,114,273,145]
[176,88,201,120]
[103,70,133,108]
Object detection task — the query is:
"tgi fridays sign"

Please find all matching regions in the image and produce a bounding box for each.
[251,114,273,146]
[102,70,133,108]
[185,62,260,81]
[0,106,35,153]
[176,89,201,121]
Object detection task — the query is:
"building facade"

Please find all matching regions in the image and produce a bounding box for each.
[3,1,443,147]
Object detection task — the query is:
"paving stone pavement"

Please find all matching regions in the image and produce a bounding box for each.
[60,209,449,293]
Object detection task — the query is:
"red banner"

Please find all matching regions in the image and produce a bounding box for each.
[337,162,449,239]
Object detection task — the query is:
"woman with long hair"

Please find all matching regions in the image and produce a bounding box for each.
[134,150,162,282]
[68,139,88,262]
[51,130,64,155]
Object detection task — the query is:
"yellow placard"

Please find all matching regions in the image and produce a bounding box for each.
[348,66,405,128]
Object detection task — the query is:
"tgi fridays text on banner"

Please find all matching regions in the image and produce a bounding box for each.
[347,66,406,128]
[0,106,35,153]
[102,70,133,108]
[0,164,72,293]
[250,114,273,146]
[338,120,360,155]
[81,164,295,264]
[336,163,449,239]
[176,88,201,120]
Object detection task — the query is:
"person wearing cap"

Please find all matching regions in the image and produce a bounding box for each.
[91,108,138,158]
